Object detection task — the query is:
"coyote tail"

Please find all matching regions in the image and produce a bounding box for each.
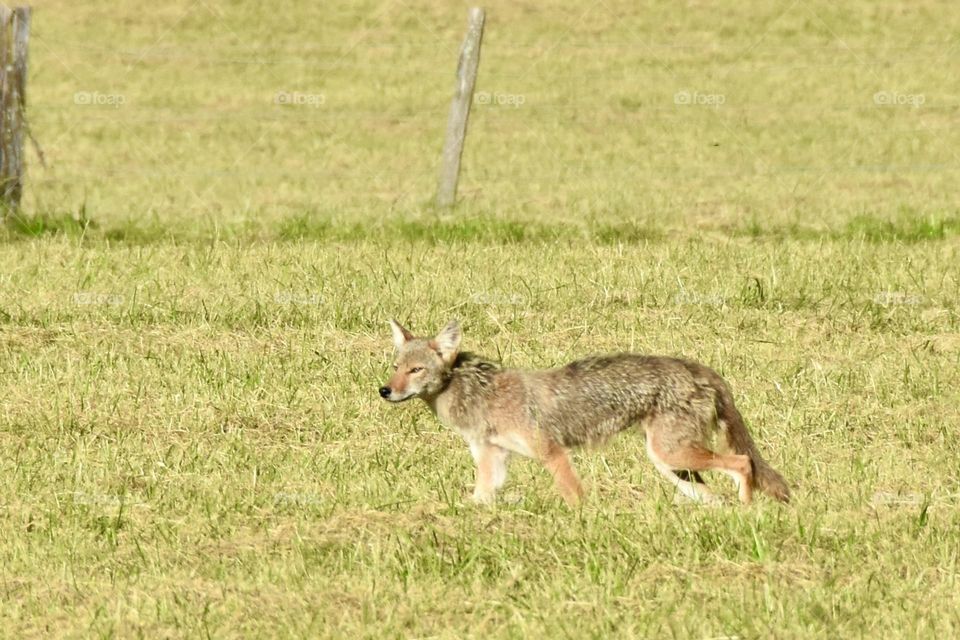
[715,386,790,503]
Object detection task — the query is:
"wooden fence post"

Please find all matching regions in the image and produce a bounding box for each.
[0,6,30,217]
[436,7,485,208]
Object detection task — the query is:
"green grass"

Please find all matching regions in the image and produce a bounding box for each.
[2,0,960,637]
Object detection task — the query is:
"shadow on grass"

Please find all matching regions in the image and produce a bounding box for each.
[277,214,662,245]
[4,208,959,245]
[841,213,960,242]
[1,209,94,238]
[738,210,960,243]
[2,209,200,244]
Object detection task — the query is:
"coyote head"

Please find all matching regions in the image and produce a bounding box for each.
[379,319,461,402]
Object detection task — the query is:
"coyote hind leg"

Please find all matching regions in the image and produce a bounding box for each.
[646,426,753,504]
[646,434,721,504]
[542,446,585,506]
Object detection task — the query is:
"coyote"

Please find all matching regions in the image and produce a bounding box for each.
[379,320,790,506]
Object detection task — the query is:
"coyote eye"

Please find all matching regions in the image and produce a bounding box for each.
[392,364,398,371]
[409,367,424,373]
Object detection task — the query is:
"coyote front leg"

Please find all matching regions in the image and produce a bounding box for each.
[542,447,585,506]
[468,441,510,504]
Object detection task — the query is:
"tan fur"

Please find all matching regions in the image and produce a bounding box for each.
[380,320,790,506]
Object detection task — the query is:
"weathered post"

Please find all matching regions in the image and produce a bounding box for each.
[436,7,485,208]
[0,6,30,217]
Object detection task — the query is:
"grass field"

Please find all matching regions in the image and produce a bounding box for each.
[2,1,960,637]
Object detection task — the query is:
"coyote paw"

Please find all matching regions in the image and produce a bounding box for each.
[470,490,496,505]
[672,489,723,506]
[698,491,724,507]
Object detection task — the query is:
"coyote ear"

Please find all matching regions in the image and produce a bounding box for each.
[389,319,414,351]
[433,319,461,364]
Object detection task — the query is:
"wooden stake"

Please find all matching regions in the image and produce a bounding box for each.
[0,6,30,215]
[436,7,485,208]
